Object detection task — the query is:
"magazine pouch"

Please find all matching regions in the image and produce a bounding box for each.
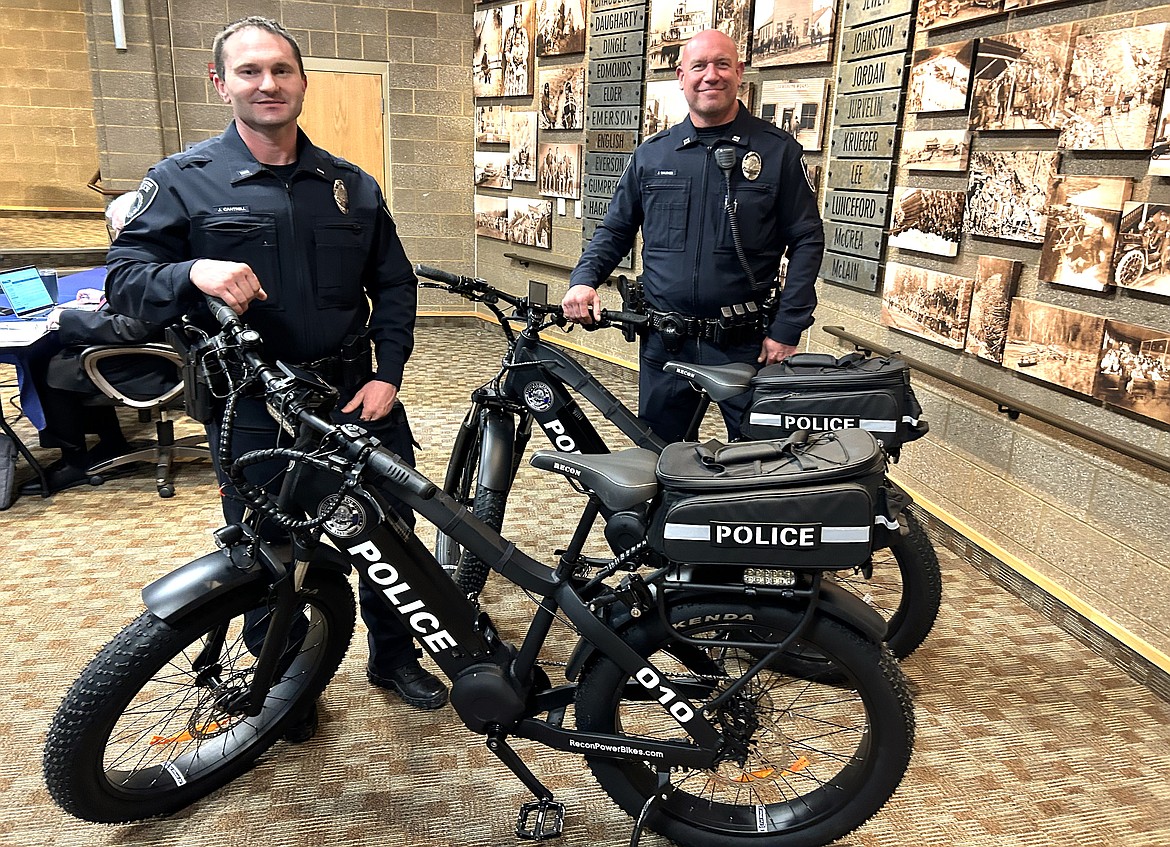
[648,429,889,570]
[741,351,928,460]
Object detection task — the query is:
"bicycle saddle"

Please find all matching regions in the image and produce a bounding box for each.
[663,361,756,401]
[530,447,658,511]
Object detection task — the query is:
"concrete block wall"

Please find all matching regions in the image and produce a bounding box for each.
[83,0,476,277]
[0,0,103,209]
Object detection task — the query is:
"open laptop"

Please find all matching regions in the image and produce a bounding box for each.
[0,266,60,345]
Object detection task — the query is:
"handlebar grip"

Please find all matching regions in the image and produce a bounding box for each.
[601,310,648,328]
[205,295,241,329]
[414,264,462,285]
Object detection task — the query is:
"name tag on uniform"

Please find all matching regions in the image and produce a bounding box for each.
[655,169,676,176]
[215,205,250,214]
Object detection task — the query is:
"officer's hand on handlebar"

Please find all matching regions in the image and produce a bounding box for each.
[190,259,268,315]
[561,284,602,326]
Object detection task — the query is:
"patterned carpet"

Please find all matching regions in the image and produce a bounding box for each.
[3,321,1169,847]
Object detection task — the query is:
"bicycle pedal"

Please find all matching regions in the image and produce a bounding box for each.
[516,799,565,840]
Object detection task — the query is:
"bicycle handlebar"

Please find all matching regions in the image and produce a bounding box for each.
[414,264,647,333]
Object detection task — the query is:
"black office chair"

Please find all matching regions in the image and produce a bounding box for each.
[80,343,210,498]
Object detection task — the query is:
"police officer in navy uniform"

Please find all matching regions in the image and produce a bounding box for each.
[105,17,447,738]
[563,29,824,442]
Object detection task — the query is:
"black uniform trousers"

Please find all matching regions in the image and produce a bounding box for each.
[208,384,421,675]
[638,332,761,444]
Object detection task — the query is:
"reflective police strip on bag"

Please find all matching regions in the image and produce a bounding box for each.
[647,430,889,570]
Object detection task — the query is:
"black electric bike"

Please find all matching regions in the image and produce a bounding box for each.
[418,266,941,660]
[43,296,914,847]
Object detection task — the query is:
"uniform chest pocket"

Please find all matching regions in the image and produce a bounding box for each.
[718,182,777,254]
[192,214,280,303]
[314,218,369,308]
[641,178,690,252]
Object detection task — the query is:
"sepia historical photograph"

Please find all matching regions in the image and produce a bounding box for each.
[535,0,585,56]
[965,150,1059,244]
[751,0,834,68]
[714,0,753,62]
[475,194,510,241]
[538,65,584,130]
[1003,299,1106,394]
[908,40,975,113]
[508,197,552,248]
[538,142,581,200]
[476,105,509,144]
[917,0,1002,32]
[500,2,535,97]
[1003,0,1061,9]
[1152,70,1170,176]
[758,79,827,151]
[965,255,1022,364]
[474,150,513,190]
[1039,176,1132,292]
[881,262,975,349]
[643,79,691,136]
[970,26,1072,131]
[889,187,967,257]
[508,111,537,182]
[647,0,713,71]
[1095,319,1170,425]
[1112,203,1170,298]
[473,7,505,97]
[1059,23,1170,150]
[901,129,971,171]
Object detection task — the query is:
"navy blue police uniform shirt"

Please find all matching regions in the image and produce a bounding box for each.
[105,121,417,388]
[569,102,824,347]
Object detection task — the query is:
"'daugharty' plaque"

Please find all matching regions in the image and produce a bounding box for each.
[589,2,646,31]
[589,31,645,59]
[823,189,890,227]
[825,221,885,260]
[834,90,902,126]
[819,252,880,291]
[841,0,914,28]
[839,15,912,62]
[829,125,897,159]
[836,54,905,95]
[588,82,642,107]
[826,160,893,193]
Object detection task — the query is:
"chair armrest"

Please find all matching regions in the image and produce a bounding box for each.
[80,343,187,409]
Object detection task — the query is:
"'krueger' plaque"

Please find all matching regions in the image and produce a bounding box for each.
[829,125,897,159]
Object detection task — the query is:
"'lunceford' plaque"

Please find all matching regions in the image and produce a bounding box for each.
[823,189,890,227]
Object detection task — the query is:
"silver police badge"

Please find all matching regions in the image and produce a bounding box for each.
[318,494,366,537]
[333,179,349,214]
[523,381,554,412]
[741,151,762,181]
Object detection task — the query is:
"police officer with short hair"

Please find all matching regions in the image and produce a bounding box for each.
[106,16,447,739]
[563,29,824,442]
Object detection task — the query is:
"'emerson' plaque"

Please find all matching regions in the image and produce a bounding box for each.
[819,252,880,291]
[824,189,890,227]
[825,221,885,260]
[826,160,892,193]
[836,54,905,95]
[586,105,641,130]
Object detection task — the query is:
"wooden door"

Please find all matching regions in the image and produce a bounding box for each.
[300,70,386,192]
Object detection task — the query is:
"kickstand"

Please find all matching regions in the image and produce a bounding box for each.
[629,767,674,847]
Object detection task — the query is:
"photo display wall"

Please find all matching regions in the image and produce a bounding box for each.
[874,8,1170,428]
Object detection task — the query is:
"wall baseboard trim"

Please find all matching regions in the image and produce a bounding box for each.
[902,487,1170,704]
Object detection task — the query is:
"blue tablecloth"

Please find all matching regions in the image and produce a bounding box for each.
[0,267,108,430]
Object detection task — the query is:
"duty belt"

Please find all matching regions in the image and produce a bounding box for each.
[647,301,767,351]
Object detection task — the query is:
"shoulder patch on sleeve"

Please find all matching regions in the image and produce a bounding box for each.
[123,177,159,226]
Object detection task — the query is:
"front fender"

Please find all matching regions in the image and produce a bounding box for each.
[477,408,517,492]
[142,542,353,624]
[564,580,887,682]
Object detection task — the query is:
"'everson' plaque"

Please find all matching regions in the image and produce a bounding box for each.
[584,151,631,176]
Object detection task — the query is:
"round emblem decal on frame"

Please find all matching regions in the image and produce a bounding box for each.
[523,381,554,412]
[318,494,367,538]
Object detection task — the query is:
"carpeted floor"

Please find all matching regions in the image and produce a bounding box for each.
[3,321,1169,847]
